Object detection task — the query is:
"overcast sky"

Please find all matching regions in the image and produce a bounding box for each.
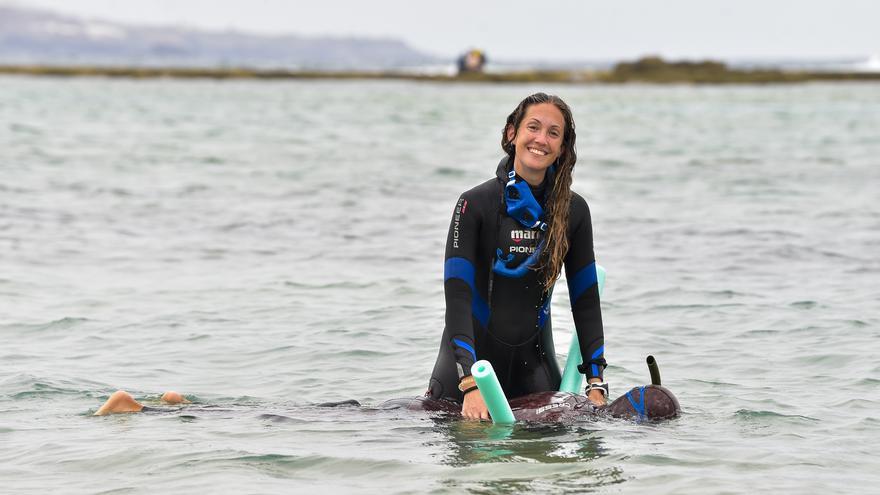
[5,0,879,61]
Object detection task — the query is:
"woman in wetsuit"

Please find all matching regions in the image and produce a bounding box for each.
[94,94,607,420]
[427,93,607,420]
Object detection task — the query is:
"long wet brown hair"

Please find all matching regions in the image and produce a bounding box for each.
[501,93,577,291]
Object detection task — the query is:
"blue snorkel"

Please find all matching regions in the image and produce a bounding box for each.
[492,167,551,278]
[503,169,547,232]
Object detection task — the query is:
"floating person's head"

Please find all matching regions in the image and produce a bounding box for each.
[604,385,682,421]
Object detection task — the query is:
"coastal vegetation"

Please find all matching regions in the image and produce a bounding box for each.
[600,56,879,83]
[1,57,878,84]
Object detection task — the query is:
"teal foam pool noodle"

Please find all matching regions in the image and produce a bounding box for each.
[559,264,606,393]
[471,360,516,424]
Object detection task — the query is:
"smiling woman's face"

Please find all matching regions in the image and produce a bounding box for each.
[506,102,565,183]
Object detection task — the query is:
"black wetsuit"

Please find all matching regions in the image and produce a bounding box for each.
[428,157,605,401]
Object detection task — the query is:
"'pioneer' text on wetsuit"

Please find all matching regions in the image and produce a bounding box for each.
[453,197,466,249]
[510,245,536,253]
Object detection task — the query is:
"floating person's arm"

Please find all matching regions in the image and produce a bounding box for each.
[94,390,188,415]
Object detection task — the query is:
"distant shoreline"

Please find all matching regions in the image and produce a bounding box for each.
[3,57,880,84]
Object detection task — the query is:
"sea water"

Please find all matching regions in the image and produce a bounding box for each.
[1,77,878,493]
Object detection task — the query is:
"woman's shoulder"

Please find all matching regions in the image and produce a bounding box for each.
[569,190,591,214]
[457,176,501,202]
[456,157,508,201]
[567,190,593,228]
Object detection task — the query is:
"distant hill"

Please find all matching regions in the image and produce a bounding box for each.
[0,4,440,70]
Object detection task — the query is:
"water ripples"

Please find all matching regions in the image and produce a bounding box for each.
[2,78,879,493]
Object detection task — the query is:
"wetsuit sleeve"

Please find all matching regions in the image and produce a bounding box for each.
[443,193,482,380]
[564,195,606,380]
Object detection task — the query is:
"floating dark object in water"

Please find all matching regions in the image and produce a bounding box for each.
[316,399,361,408]
[379,354,680,422]
[379,384,680,422]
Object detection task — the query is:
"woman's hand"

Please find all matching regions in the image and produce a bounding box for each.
[587,388,607,406]
[586,379,608,406]
[461,389,490,420]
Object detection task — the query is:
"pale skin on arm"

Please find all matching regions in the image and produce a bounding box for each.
[93,390,190,416]
[460,377,607,420]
